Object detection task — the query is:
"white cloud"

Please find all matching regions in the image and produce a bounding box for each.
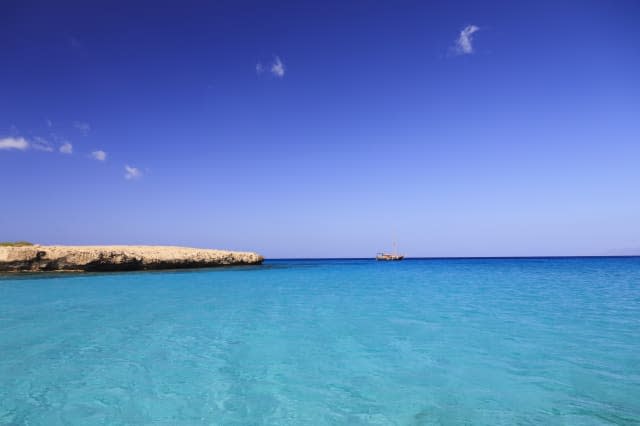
[271,56,285,77]
[45,119,53,128]
[33,137,54,152]
[91,150,107,161]
[256,56,286,78]
[73,121,91,135]
[0,137,29,151]
[455,25,480,55]
[59,142,73,154]
[124,165,142,180]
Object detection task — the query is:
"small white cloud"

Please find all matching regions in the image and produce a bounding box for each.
[0,137,29,151]
[271,56,285,77]
[45,119,53,128]
[256,62,264,74]
[455,25,480,55]
[124,165,142,180]
[59,142,73,154]
[91,150,107,161]
[73,121,91,135]
[33,137,54,152]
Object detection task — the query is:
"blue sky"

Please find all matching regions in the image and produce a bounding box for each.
[1,0,639,258]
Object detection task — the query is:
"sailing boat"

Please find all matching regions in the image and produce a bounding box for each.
[376,237,404,261]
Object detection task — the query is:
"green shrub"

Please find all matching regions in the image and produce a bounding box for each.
[0,241,34,247]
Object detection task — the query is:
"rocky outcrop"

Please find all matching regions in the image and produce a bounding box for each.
[0,245,264,272]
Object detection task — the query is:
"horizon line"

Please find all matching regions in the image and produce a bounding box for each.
[266,255,640,261]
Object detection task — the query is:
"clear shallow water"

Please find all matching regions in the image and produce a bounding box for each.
[1,258,639,425]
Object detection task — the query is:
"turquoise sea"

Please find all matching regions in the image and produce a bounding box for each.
[1,258,639,425]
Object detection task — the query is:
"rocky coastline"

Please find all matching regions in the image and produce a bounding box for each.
[0,245,264,272]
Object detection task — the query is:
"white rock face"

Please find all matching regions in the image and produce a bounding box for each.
[0,245,264,272]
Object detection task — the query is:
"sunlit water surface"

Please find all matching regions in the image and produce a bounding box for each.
[1,258,639,424]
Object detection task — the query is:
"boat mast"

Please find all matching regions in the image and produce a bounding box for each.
[393,229,397,255]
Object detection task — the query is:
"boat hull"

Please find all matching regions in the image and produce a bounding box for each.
[376,254,404,261]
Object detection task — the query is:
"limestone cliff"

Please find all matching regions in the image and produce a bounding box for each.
[0,245,264,272]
